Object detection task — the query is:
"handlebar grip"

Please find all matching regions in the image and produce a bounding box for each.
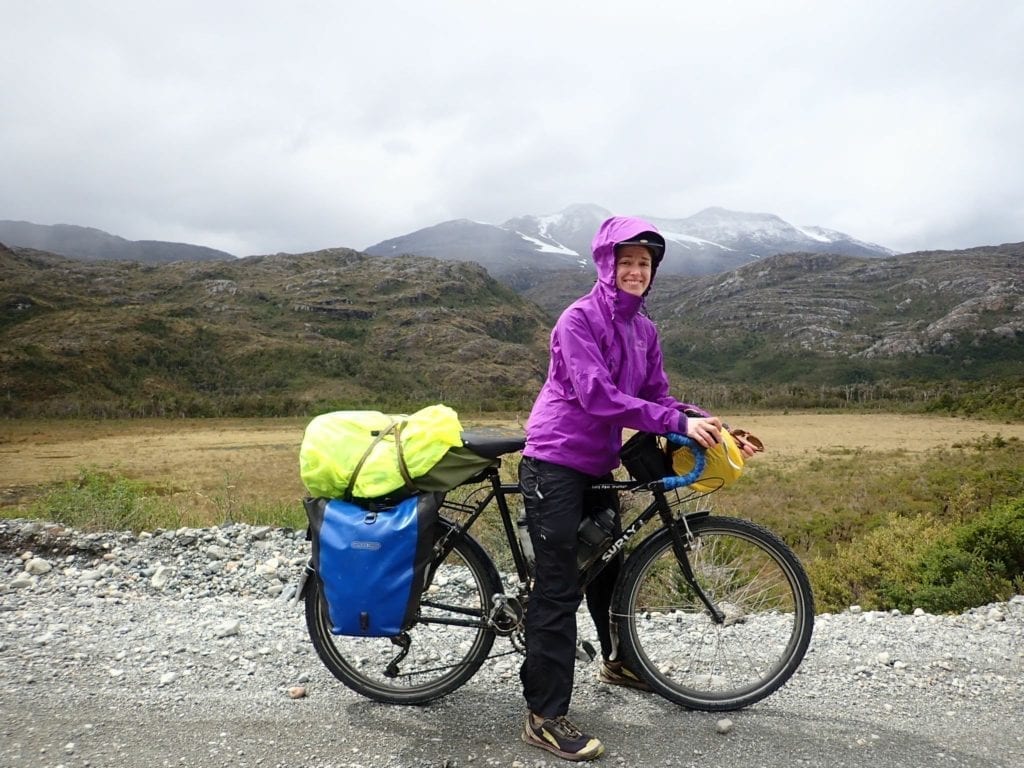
[660,435,706,490]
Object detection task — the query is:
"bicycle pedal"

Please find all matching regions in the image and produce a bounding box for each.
[575,639,597,662]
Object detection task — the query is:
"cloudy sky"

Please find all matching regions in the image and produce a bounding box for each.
[3,1,1022,257]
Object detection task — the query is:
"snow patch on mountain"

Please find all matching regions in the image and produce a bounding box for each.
[514,231,577,255]
[794,225,833,243]
[661,230,736,252]
[801,226,898,255]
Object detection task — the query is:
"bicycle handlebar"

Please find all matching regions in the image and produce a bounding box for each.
[659,433,706,491]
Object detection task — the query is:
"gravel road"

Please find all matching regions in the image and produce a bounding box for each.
[2,518,1022,768]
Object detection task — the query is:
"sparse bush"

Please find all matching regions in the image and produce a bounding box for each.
[29,469,166,532]
[809,497,1024,614]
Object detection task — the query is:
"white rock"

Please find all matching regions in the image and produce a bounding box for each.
[215,620,241,638]
[849,605,863,615]
[206,545,231,560]
[10,573,34,589]
[715,718,733,734]
[159,671,178,686]
[25,557,53,575]
[257,557,280,577]
[151,565,174,590]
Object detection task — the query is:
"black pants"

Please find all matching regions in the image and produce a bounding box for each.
[518,456,622,718]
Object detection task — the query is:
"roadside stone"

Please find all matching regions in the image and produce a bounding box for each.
[206,545,231,560]
[215,619,241,638]
[25,557,53,575]
[151,565,174,590]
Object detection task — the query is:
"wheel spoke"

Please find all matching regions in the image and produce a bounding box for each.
[304,520,500,704]
[617,516,813,711]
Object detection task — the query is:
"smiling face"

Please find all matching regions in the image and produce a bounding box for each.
[615,244,653,297]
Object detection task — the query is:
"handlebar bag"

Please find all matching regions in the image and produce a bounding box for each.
[619,431,672,484]
[304,493,440,636]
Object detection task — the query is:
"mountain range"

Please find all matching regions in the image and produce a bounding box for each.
[0,220,235,263]
[2,204,895,283]
[364,204,897,288]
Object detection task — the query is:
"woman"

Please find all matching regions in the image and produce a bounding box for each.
[518,215,727,761]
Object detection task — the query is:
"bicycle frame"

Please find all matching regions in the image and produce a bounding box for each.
[423,464,726,631]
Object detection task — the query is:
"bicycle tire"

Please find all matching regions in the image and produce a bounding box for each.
[613,515,814,711]
[305,518,502,704]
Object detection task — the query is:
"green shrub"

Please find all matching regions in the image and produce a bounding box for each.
[953,496,1024,572]
[30,469,165,532]
[807,513,946,612]
[904,548,1012,614]
[903,497,1024,613]
[810,497,1024,614]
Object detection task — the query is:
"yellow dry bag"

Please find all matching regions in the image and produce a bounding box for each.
[671,429,747,493]
[299,404,464,500]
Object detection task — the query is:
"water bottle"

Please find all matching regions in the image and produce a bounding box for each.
[516,512,536,572]
[577,507,617,571]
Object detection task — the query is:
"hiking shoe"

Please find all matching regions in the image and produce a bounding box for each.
[597,659,651,691]
[522,713,604,762]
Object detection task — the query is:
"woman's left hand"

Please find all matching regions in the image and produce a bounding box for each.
[685,416,722,449]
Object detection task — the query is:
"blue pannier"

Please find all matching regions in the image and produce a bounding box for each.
[304,493,440,636]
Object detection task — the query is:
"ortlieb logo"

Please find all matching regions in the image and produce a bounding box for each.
[352,541,381,551]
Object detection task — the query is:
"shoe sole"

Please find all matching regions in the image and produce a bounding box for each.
[521,727,605,762]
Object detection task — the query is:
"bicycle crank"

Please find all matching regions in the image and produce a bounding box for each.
[487,594,524,635]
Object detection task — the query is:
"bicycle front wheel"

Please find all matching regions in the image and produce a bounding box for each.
[305,520,502,705]
[613,515,814,711]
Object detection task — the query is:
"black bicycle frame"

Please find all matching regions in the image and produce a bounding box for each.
[422,466,726,629]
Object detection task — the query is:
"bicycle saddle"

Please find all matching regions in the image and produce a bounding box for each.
[460,431,526,459]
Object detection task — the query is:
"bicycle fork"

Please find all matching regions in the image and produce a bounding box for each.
[658,500,727,624]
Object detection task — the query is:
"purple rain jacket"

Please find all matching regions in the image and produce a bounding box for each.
[522,216,703,477]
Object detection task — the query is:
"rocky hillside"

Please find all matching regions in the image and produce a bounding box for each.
[1,240,1021,418]
[0,244,551,416]
[649,243,1024,384]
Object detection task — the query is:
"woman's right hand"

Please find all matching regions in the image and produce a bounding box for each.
[685,416,722,449]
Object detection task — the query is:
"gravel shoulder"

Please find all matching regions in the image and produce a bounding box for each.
[2,518,1023,768]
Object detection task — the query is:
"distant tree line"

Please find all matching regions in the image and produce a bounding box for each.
[4,376,1021,421]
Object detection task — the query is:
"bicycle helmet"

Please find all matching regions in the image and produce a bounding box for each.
[615,230,666,267]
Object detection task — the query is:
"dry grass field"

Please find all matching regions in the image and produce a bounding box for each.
[3,413,1022,514]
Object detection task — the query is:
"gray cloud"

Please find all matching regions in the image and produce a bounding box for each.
[2,0,1021,256]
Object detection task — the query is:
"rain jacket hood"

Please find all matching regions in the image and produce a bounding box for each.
[523,216,699,477]
[591,216,666,318]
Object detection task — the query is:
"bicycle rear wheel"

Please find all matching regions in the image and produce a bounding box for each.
[613,515,814,711]
[305,519,501,704]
